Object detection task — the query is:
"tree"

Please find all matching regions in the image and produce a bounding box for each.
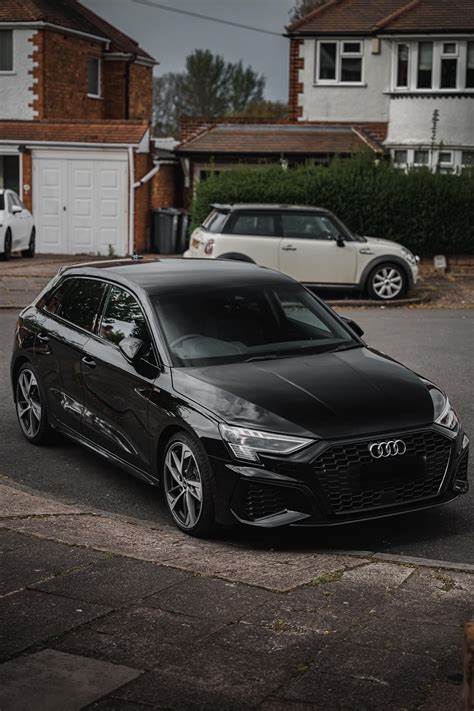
[153,73,180,136]
[229,100,288,119]
[152,49,266,137]
[289,0,328,24]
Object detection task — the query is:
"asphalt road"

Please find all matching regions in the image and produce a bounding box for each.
[0,308,473,564]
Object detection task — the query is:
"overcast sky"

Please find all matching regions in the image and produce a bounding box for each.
[82,0,295,101]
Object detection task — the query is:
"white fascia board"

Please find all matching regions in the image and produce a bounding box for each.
[0,22,110,47]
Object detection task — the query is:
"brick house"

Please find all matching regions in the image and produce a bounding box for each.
[0,0,157,254]
[287,0,474,171]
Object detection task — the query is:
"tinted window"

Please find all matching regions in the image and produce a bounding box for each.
[282,214,340,240]
[230,213,276,237]
[44,278,105,332]
[152,283,355,367]
[202,210,228,233]
[100,286,152,347]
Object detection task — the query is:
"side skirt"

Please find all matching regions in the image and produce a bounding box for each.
[52,422,159,487]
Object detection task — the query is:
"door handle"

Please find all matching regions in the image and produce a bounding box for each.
[282,245,297,251]
[82,356,97,369]
[37,333,49,343]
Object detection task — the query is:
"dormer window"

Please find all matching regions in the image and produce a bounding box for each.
[87,57,101,98]
[0,30,13,72]
[316,40,363,84]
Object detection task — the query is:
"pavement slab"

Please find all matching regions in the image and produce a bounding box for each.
[0,649,140,711]
[0,482,82,517]
[53,604,226,670]
[30,556,191,607]
[0,588,110,661]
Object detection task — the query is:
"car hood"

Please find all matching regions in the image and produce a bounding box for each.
[362,236,403,250]
[171,347,434,439]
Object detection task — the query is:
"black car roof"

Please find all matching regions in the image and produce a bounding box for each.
[60,258,296,296]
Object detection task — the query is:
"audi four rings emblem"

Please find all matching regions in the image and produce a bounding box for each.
[369,440,407,459]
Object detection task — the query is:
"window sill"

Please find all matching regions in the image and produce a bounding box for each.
[314,82,367,87]
[87,94,103,100]
[385,89,474,95]
[0,70,15,75]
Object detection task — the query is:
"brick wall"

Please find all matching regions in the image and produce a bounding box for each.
[151,163,177,209]
[288,38,304,121]
[103,61,127,119]
[34,31,105,120]
[21,151,33,212]
[128,63,153,121]
[134,152,152,253]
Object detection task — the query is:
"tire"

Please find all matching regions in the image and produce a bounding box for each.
[1,229,12,261]
[366,262,408,301]
[162,431,215,537]
[218,252,255,263]
[14,363,52,445]
[22,228,36,258]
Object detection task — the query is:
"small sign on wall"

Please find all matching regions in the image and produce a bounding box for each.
[434,254,447,274]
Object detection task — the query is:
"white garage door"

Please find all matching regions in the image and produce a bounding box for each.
[33,150,128,255]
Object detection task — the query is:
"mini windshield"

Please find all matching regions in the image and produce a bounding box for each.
[152,283,357,367]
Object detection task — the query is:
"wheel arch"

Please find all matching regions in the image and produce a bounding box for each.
[11,355,33,397]
[359,256,412,291]
[217,252,255,263]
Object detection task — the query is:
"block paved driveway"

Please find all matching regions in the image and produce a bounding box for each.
[0,308,472,565]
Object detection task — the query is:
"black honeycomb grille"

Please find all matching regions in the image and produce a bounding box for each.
[455,453,469,484]
[241,483,286,520]
[313,430,452,515]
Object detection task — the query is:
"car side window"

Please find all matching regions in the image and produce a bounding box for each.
[230,213,276,237]
[44,278,106,333]
[99,286,153,350]
[282,214,340,241]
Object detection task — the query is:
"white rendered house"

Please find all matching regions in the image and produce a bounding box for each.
[287,0,474,172]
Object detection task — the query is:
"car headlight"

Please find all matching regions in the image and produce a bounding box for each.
[401,247,418,266]
[219,424,313,462]
[424,382,459,431]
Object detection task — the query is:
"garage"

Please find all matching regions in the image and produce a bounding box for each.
[32,149,129,255]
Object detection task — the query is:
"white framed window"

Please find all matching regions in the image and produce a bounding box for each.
[414,150,429,165]
[396,44,410,88]
[466,42,474,88]
[393,40,474,92]
[438,150,453,165]
[87,56,101,98]
[0,30,13,72]
[440,42,458,89]
[394,149,408,165]
[462,151,474,166]
[316,40,364,84]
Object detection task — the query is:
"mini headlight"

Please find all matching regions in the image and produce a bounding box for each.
[425,382,459,431]
[401,247,417,266]
[219,424,313,462]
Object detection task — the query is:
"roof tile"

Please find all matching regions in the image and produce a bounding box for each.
[0,120,149,145]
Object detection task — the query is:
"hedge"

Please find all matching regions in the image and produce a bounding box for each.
[191,158,474,255]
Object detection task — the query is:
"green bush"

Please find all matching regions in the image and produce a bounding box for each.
[191,158,474,255]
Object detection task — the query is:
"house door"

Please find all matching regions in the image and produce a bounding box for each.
[33,152,128,255]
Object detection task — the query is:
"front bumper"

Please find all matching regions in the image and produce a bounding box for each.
[209,425,469,528]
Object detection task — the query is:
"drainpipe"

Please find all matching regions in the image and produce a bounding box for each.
[128,147,135,256]
[133,160,176,189]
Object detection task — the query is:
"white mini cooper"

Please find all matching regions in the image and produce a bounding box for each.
[184,204,419,301]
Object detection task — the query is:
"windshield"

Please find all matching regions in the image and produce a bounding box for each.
[152,283,357,367]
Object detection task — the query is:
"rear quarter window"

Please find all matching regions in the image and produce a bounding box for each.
[202,210,228,234]
[43,277,106,333]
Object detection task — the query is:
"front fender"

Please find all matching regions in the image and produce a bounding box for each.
[359,255,413,289]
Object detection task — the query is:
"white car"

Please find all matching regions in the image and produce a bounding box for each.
[0,189,36,261]
[184,204,419,301]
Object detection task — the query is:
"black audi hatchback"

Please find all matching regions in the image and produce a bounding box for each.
[11,258,469,536]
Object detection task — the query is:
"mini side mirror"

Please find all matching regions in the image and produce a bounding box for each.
[343,318,364,338]
[119,337,145,363]
[336,235,345,248]
[11,205,22,214]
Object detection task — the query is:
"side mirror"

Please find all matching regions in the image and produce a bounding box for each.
[336,235,345,248]
[343,318,364,338]
[119,337,145,363]
[11,205,22,215]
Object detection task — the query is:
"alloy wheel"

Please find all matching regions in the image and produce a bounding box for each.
[16,369,42,438]
[372,267,403,300]
[164,441,203,529]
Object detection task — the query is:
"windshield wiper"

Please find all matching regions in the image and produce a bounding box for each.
[329,343,363,354]
[244,354,282,363]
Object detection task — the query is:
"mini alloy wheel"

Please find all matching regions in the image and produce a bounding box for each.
[368,264,406,300]
[16,368,42,439]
